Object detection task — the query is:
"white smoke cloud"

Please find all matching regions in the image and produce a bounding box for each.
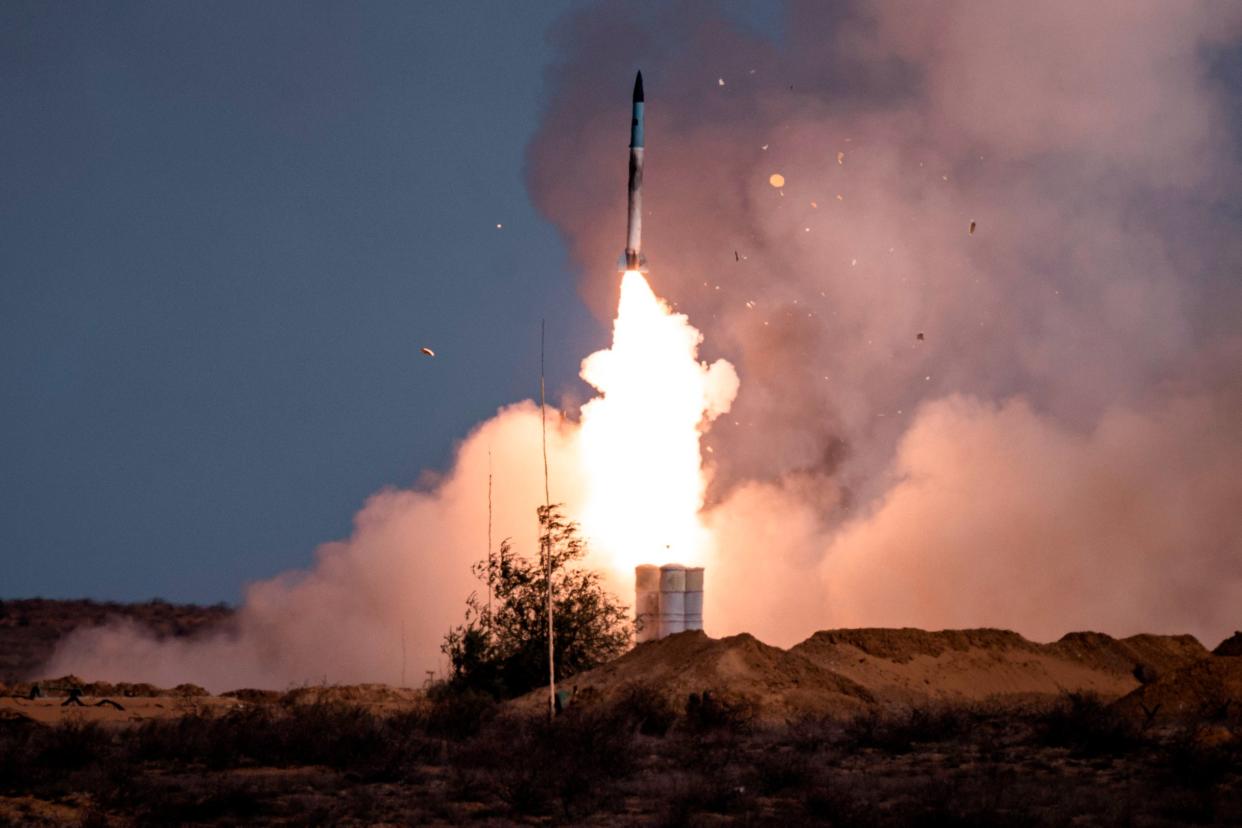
[707,391,1242,647]
[44,404,586,690]
[527,1,1242,647]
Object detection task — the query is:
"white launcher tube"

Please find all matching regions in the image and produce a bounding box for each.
[684,567,704,631]
[658,564,687,637]
[634,565,661,643]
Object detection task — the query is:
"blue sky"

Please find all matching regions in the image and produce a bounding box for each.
[1,1,617,602]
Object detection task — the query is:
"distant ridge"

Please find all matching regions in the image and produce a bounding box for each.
[0,598,233,682]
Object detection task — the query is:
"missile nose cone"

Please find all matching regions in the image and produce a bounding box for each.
[633,70,644,103]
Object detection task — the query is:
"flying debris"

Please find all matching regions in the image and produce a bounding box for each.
[916,333,925,341]
[620,71,648,273]
[769,173,785,188]
[421,347,436,357]
[837,151,845,165]
[734,251,739,262]
[969,220,977,235]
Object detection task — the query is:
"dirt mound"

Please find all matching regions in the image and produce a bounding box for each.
[520,630,873,721]
[791,629,1208,706]
[222,688,283,704]
[1113,654,1242,726]
[1212,631,1242,656]
[796,628,1037,664]
[1047,632,1206,678]
[514,628,1213,719]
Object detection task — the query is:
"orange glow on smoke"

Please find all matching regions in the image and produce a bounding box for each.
[576,270,738,577]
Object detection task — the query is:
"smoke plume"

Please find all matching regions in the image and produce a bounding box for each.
[528,1,1242,646]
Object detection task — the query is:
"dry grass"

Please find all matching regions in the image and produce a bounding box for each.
[2,687,1241,826]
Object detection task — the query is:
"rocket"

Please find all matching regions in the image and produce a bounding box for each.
[620,71,648,273]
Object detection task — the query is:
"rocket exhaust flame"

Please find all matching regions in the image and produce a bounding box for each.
[583,73,737,578]
[576,270,737,577]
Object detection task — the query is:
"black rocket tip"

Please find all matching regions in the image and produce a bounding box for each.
[633,70,644,103]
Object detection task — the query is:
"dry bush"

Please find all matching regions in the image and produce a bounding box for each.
[1035,692,1139,755]
[682,690,755,735]
[843,705,974,753]
[610,682,678,736]
[3,690,1240,825]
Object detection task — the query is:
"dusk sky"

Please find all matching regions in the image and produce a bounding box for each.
[0,1,610,602]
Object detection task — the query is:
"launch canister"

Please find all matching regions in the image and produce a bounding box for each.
[622,71,648,273]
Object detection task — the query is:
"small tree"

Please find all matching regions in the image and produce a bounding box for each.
[442,504,630,699]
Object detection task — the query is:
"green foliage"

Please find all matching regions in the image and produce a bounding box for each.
[441,504,630,699]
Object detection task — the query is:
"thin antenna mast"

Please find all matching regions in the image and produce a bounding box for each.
[487,446,493,634]
[540,319,555,722]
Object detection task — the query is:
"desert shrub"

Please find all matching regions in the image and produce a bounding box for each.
[129,710,233,767]
[751,746,814,794]
[442,505,630,700]
[1156,727,1238,791]
[121,772,265,825]
[423,684,497,740]
[802,782,862,825]
[37,720,113,772]
[0,720,41,790]
[277,700,388,768]
[844,706,973,754]
[785,714,848,755]
[658,769,756,825]
[0,718,117,798]
[450,707,639,819]
[683,691,754,735]
[129,702,390,773]
[1036,693,1139,755]
[612,682,678,736]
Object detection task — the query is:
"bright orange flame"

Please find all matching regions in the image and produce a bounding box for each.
[576,271,738,577]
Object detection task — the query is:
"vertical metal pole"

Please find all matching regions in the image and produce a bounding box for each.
[540,320,555,721]
[487,446,493,635]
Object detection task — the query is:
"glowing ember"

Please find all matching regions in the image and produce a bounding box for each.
[576,271,738,576]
